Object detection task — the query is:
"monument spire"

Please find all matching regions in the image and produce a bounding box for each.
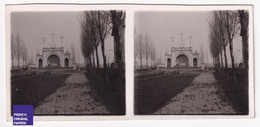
[60,36,64,47]
[170,36,175,47]
[188,35,193,47]
[179,32,185,47]
[50,32,56,47]
[41,37,46,48]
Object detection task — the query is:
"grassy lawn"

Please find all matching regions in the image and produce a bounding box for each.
[134,73,199,115]
[11,71,70,114]
[214,72,249,115]
[85,70,126,115]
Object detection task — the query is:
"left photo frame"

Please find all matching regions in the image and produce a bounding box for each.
[6,5,126,120]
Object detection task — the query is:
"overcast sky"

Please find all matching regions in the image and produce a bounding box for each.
[134,11,243,66]
[11,11,114,65]
[10,11,243,67]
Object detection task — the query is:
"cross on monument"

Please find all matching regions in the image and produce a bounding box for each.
[170,36,175,47]
[188,35,193,47]
[179,32,185,47]
[60,36,64,47]
[41,37,46,47]
[50,32,56,47]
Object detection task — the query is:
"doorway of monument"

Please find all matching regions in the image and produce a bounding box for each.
[176,54,189,67]
[38,59,43,68]
[167,58,171,68]
[193,58,197,67]
[47,54,60,67]
[65,58,69,67]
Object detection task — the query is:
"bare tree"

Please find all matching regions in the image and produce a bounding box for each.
[238,10,249,70]
[96,11,111,69]
[15,34,22,69]
[27,51,34,65]
[21,40,28,68]
[134,26,138,68]
[86,11,101,69]
[135,33,144,69]
[200,43,205,64]
[88,12,101,69]
[214,11,229,76]
[223,10,240,82]
[11,34,17,70]
[208,15,222,72]
[110,10,125,71]
[77,47,81,65]
[79,12,95,71]
[70,44,76,63]
[156,51,163,65]
[150,41,156,68]
[144,34,151,69]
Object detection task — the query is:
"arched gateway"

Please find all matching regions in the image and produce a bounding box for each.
[164,44,200,67]
[36,46,72,68]
[38,59,43,68]
[47,54,60,67]
[193,58,198,67]
[64,58,69,67]
[167,58,171,68]
[176,54,189,66]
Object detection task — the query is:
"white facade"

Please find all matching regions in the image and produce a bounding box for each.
[165,46,200,68]
[36,47,73,68]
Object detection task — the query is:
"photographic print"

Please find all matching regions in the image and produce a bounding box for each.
[134,9,252,115]
[6,4,254,121]
[9,10,126,115]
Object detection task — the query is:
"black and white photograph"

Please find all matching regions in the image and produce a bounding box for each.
[9,10,126,115]
[1,2,259,127]
[134,9,252,115]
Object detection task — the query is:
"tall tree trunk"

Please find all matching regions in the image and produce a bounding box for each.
[95,45,100,68]
[216,55,221,73]
[220,51,224,77]
[100,39,107,69]
[12,59,14,70]
[114,34,123,70]
[92,52,96,76]
[213,57,215,69]
[223,46,228,77]
[229,39,237,82]
[146,58,148,69]
[84,57,87,68]
[239,10,249,70]
[111,11,124,73]
[139,56,142,69]
[88,55,93,73]
[17,57,20,69]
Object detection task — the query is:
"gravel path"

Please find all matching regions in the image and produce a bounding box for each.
[154,72,236,114]
[34,72,109,115]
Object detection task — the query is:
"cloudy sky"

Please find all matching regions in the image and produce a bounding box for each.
[135,11,243,66]
[10,11,244,67]
[11,11,114,65]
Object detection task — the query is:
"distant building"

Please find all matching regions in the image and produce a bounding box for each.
[165,46,200,68]
[36,47,73,68]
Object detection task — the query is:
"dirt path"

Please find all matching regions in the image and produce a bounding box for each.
[34,72,109,114]
[154,72,236,114]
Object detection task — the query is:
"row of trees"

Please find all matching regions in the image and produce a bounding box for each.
[80,10,125,76]
[134,33,156,69]
[11,34,33,70]
[209,10,249,82]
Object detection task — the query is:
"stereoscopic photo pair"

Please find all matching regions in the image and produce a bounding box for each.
[6,4,254,119]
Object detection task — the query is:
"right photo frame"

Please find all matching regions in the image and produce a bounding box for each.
[134,6,254,116]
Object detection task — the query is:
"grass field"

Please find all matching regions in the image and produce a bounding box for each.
[134,73,199,115]
[214,72,249,115]
[11,71,70,114]
[85,70,126,115]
